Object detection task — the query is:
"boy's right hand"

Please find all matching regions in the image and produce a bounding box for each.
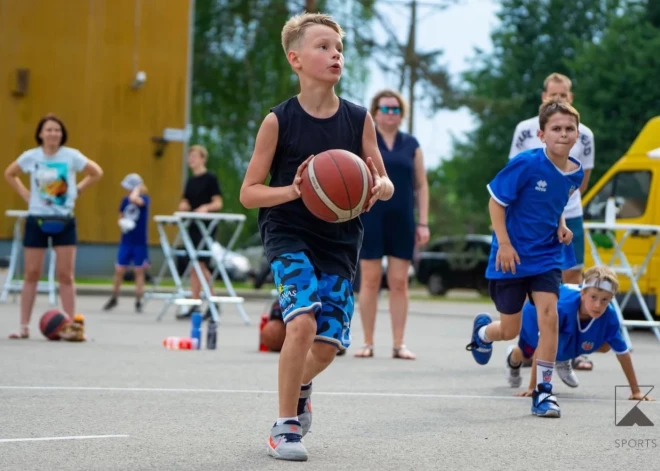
[514,389,534,397]
[496,242,521,274]
[291,155,314,198]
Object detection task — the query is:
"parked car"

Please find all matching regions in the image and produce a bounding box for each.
[414,234,491,296]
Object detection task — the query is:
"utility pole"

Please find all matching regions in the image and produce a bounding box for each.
[405,0,417,134]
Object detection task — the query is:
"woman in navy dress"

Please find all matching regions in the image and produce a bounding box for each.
[354,89,430,359]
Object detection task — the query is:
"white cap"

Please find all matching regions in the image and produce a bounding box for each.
[121,173,143,191]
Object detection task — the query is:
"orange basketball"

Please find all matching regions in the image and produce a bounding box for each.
[300,149,374,223]
[261,319,286,352]
[39,309,70,340]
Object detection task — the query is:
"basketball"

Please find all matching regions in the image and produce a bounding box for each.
[39,309,71,340]
[300,149,374,223]
[261,319,286,352]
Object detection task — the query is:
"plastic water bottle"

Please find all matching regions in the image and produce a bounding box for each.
[206,321,217,350]
[191,311,202,350]
[259,313,269,352]
[605,197,617,226]
[163,336,199,350]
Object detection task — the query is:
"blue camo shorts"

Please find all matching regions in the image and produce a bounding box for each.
[270,251,354,350]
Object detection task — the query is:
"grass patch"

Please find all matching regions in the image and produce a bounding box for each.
[73,277,259,291]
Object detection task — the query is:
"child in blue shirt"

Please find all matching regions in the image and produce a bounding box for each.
[505,266,654,403]
[466,98,584,418]
[103,173,150,313]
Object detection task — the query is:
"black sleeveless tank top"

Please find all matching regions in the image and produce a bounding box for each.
[258,96,367,282]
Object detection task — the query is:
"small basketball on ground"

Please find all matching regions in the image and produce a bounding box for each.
[300,149,374,223]
[261,319,286,352]
[39,309,70,340]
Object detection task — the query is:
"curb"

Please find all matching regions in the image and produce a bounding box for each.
[75,284,277,301]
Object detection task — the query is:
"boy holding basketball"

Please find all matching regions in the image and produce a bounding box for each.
[465,98,584,418]
[240,12,393,461]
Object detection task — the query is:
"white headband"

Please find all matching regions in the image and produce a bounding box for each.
[583,278,614,293]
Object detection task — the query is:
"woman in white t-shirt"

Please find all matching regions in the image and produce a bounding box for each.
[3,114,103,339]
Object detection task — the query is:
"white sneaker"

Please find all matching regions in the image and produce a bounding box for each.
[505,345,522,388]
[556,360,579,388]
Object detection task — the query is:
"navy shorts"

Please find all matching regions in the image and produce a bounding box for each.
[176,224,216,275]
[360,210,415,261]
[117,244,150,268]
[23,215,77,248]
[565,216,585,269]
[270,251,354,351]
[488,268,562,315]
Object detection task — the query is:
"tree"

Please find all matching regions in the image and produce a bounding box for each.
[433,0,636,234]
[568,1,660,185]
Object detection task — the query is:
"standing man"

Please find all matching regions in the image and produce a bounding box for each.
[509,72,595,374]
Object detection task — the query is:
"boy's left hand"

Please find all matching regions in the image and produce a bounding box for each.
[629,391,655,401]
[557,224,573,245]
[364,157,392,212]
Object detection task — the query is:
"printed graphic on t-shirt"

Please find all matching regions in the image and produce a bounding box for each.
[35,162,68,206]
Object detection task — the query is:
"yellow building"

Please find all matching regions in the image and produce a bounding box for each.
[1,0,194,245]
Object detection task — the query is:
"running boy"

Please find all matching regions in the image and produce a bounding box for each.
[510,72,596,374]
[240,12,393,461]
[466,98,584,418]
[505,266,654,403]
[103,173,150,313]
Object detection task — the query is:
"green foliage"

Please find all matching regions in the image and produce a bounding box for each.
[430,0,653,235]
[567,2,660,184]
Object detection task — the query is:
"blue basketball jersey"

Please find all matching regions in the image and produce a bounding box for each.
[486,148,584,279]
[119,195,149,246]
[520,284,629,361]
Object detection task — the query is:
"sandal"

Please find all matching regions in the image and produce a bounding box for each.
[354,344,374,358]
[8,325,29,340]
[572,354,593,371]
[393,344,416,360]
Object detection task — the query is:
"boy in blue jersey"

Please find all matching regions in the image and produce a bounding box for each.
[239,12,394,461]
[505,266,654,402]
[103,174,150,313]
[466,98,584,418]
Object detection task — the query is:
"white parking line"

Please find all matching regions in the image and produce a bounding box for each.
[0,435,129,444]
[0,385,638,404]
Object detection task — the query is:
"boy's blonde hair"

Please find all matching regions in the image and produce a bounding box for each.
[538,97,580,130]
[583,266,619,295]
[543,73,572,91]
[188,144,208,160]
[281,12,345,53]
[369,89,408,120]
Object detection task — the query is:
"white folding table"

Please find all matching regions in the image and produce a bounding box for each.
[583,221,660,347]
[0,210,57,305]
[144,212,250,324]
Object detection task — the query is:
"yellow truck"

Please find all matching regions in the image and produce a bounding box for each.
[582,116,660,317]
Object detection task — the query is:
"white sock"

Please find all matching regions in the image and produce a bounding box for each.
[276,416,299,425]
[478,326,491,343]
[536,360,555,387]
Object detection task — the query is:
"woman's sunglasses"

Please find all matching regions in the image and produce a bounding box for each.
[379,105,401,115]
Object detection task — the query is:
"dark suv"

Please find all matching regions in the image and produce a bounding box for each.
[414,234,491,296]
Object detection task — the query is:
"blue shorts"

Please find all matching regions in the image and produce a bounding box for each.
[271,251,354,351]
[23,216,77,248]
[117,244,150,268]
[488,269,561,315]
[360,210,415,261]
[565,216,585,269]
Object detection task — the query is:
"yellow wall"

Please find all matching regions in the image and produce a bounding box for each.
[0,0,193,244]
